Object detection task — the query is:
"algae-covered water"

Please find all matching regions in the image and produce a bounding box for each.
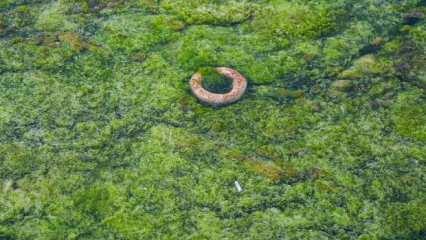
[0,0,425,239]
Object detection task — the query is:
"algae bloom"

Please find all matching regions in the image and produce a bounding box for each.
[0,0,425,239]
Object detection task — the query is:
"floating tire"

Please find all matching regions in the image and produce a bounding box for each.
[190,67,247,106]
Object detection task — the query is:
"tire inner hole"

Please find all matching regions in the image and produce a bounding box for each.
[200,68,233,94]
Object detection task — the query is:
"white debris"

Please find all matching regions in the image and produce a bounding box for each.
[3,179,13,193]
[234,181,243,192]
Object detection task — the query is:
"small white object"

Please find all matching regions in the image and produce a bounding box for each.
[234,181,243,192]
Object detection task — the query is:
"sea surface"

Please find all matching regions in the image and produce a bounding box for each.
[0,1,425,239]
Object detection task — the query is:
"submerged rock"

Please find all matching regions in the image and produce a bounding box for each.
[339,54,387,79]
[331,80,352,92]
[404,11,424,25]
[58,32,88,52]
[256,86,304,100]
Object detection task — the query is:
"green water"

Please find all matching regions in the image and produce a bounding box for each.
[0,0,425,239]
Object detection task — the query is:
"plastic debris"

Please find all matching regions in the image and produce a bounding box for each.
[234,181,243,192]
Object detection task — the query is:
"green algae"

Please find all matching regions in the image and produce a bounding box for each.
[392,90,426,141]
[0,0,425,239]
[198,67,234,94]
